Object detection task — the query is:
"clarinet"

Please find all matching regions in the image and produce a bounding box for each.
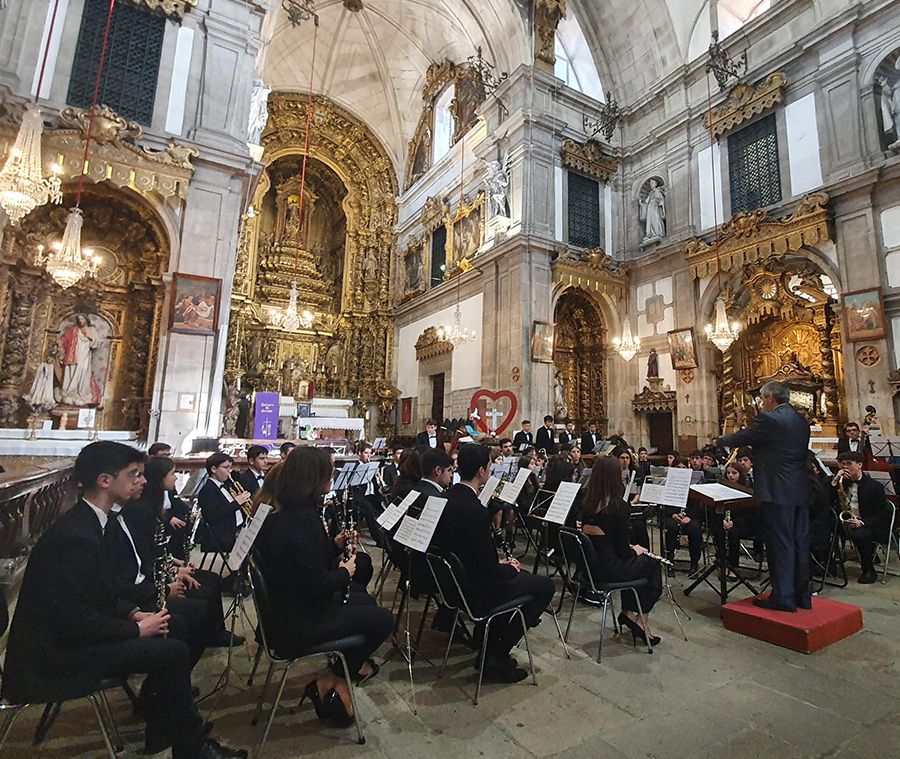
[153,520,170,612]
[341,488,358,604]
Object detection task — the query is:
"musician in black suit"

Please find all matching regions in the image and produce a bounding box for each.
[513,420,533,451]
[836,421,871,455]
[415,420,443,449]
[834,451,894,584]
[558,422,576,447]
[580,422,600,454]
[381,447,402,494]
[239,444,270,494]
[197,452,251,554]
[414,448,454,499]
[719,380,811,611]
[2,442,245,759]
[535,415,557,454]
[431,444,554,683]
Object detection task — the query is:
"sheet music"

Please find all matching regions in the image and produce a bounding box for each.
[544,481,581,524]
[332,466,353,491]
[349,462,379,487]
[395,496,446,553]
[377,490,418,530]
[393,514,418,546]
[659,467,693,508]
[228,503,272,571]
[478,476,501,507]
[640,481,667,504]
[689,483,753,502]
[498,467,532,504]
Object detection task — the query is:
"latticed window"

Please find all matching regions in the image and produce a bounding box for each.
[430,226,447,287]
[567,172,601,248]
[67,0,166,125]
[728,113,781,215]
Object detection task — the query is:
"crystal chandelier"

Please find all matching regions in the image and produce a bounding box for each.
[34,207,101,289]
[0,103,62,225]
[269,282,314,331]
[437,304,475,347]
[705,295,741,352]
[612,315,640,362]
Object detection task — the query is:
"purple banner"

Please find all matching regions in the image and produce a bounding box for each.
[253,392,280,440]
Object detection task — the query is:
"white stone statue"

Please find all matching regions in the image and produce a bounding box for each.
[247,79,271,145]
[879,60,900,151]
[553,369,568,420]
[484,158,510,218]
[24,362,56,410]
[639,178,666,242]
[58,314,100,407]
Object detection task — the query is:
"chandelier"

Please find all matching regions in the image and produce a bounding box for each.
[437,304,475,347]
[0,103,62,225]
[268,282,314,331]
[705,295,741,352]
[34,207,101,289]
[613,315,640,362]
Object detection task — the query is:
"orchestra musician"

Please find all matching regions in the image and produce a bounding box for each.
[350,441,385,538]
[837,422,871,455]
[833,451,893,584]
[254,447,392,726]
[197,453,251,555]
[558,422,577,447]
[711,462,761,571]
[580,422,600,454]
[239,444,270,494]
[536,415,557,454]
[2,442,246,759]
[566,445,585,479]
[146,441,191,558]
[579,456,662,646]
[513,420,534,451]
[415,420,443,449]
[719,380,812,612]
[279,441,296,461]
[635,447,652,486]
[431,444,555,683]
[381,447,402,494]
[613,447,650,549]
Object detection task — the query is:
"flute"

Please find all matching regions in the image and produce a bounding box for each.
[644,550,673,567]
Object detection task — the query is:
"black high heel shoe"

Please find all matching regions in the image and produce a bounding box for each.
[617,612,661,647]
[299,681,328,720]
[299,681,355,728]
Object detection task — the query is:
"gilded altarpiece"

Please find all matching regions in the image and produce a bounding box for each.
[226,94,399,428]
[0,185,169,432]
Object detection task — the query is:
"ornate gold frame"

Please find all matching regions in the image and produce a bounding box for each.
[560,138,618,183]
[444,193,485,275]
[706,72,788,138]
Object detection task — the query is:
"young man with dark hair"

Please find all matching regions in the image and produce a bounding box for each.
[837,422,867,454]
[197,453,250,553]
[148,442,172,457]
[513,420,533,451]
[417,448,454,496]
[279,441,296,460]
[635,447,652,485]
[431,443,555,683]
[535,415,557,454]
[834,451,893,583]
[688,450,704,471]
[239,444,270,494]
[736,447,754,487]
[415,420,443,449]
[351,441,384,538]
[558,422,576,447]
[580,422,600,454]
[2,441,245,759]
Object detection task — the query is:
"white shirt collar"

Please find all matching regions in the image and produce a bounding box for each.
[421,477,443,491]
[84,499,109,531]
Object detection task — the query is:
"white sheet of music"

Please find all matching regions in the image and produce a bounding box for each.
[332,467,353,491]
[393,514,418,546]
[395,496,445,553]
[689,483,752,502]
[659,467,693,508]
[228,503,272,571]
[498,467,532,504]
[349,462,379,487]
[377,490,418,530]
[544,481,581,524]
[478,476,501,507]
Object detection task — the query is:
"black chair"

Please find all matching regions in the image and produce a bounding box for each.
[557,527,653,662]
[247,560,365,751]
[424,547,536,706]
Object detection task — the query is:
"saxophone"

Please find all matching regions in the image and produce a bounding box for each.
[832,472,853,523]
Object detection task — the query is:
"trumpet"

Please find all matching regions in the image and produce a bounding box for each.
[832,471,854,523]
[227,476,253,518]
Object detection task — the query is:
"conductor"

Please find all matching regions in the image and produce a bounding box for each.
[718,380,811,612]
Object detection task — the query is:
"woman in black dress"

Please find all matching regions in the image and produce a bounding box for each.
[580,456,663,645]
[254,446,392,726]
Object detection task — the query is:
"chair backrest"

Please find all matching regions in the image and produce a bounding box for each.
[424,547,479,619]
[558,527,598,593]
[247,559,279,660]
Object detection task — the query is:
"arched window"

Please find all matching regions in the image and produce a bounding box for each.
[553,14,604,102]
[433,84,455,164]
[687,1,772,62]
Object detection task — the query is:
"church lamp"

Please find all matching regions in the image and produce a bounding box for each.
[36,207,101,289]
[704,295,742,352]
[612,315,640,362]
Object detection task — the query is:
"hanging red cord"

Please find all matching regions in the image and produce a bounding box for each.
[34,0,63,104]
[298,17,319,250]
[705,72,724,291]
[75,0,117,206]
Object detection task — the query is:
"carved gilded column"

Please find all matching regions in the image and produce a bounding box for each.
[0,273,38,426]
[721,347,737,433]
[534,0,566,71]
[816,304,839,422]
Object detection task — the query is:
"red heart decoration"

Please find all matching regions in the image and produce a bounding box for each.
[469,389,519,436]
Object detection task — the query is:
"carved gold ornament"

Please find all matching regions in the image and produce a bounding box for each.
[415,326,454,360]
[551,247,628,302]
[682,193,831,279]
[534,0,567,66]
[120,0,197,20]
[706,72,788,138]
[560,138,618,183]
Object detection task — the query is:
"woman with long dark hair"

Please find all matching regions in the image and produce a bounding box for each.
[254,447,392,727]
[391,447,423,502]
[580,456,663,645]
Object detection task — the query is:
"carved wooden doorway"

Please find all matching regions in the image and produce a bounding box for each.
[553,289,607,431]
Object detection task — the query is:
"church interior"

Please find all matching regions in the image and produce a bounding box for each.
[0,0,899,757]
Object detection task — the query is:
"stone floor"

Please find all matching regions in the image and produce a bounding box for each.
[5,556,900,758]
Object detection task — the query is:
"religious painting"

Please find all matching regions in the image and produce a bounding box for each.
[452,74,484,141]
[55,312,113,407]
[170,273,221,335]
[531,321,555,363]
[667,327,698,370]
[842,288,886,342]
[449,197,483,266]
[401,397,412,426]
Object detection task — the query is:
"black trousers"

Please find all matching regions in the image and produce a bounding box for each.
[75,637,204,758]
[764,500,810,609]
[478,571,555,659]
[847,517,892,571]
[593,554,662,615]
[664,515,702,565]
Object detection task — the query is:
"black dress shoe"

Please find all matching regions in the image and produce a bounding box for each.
[209,630,245,647]
[198,738,248,759]
[858,570,877,584]
[478,654,528,683]
[144,729,171,754]
[752,597,796,612]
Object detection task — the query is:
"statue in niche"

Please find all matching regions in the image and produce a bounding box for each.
[324,341,342,377]
[639,178,666,242]
[553,369,568,421]
[56,314,102,407]
[404,249,424,292]
[281,357,307,397]
[363,249,378,280]
[247,80,271,145]
[647,347,659,379]
[284,198,302,241]
[878,57,900,151]
[484,158,511,218]
[24,362,57,411]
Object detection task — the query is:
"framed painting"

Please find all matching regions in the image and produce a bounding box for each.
[170,273,221,336]
[667,327,698,370]
[531,321,555,363]
[446,194,484,270]
[842,288,886,342]
[401,397,413,426]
